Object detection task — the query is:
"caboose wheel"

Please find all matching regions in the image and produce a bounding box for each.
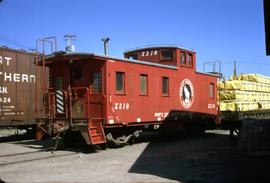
[63,130,86,147]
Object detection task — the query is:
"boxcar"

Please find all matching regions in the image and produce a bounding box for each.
[36,45,219,146]
[0,46,36,128]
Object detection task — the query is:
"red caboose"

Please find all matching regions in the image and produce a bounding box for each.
[36,45,218,146]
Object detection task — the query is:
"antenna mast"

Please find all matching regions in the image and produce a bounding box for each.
[64,34,76,52]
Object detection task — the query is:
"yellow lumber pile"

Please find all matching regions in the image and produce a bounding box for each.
[238,73,270,85]
[219,74,270,112]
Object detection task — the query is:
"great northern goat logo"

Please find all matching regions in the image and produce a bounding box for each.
[179,79,194,109]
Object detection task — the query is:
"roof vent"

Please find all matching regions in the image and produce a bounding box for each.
[64,34,76,53]
[101,37,110,55]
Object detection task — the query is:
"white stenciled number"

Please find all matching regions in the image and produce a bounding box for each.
[141,50,158,57]
[0,97,11,103]
[141,52,145,57]
[114,103,130,110]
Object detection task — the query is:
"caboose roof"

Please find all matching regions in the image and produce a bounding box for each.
[43,51,178,70]
[124,44,195,54]
[42,51,218,77]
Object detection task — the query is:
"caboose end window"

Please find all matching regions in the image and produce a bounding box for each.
[140,74,148,95]
[162,77,169,96]
[116,72,125,94]
[92,72,102,93]
[72,68,82,81]
[54,76,62,90]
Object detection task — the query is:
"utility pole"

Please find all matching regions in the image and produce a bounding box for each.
[233,60,237,79]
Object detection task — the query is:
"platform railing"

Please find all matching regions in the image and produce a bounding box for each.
[68,87,90,122]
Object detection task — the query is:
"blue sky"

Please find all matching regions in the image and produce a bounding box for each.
[0,0,268,78]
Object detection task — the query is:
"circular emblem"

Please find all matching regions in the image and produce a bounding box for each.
[179,79,194,109]
[73,101,84,115]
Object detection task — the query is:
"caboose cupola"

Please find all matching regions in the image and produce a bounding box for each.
[124,45,196,68]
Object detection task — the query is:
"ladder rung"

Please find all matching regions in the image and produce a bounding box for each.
[91,133,101,137]
[89,127,97,130]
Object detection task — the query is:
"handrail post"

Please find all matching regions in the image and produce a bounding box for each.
[35,36,58,117]
[87,88,90,119]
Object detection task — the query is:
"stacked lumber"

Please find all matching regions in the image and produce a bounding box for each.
[219,74,270,111]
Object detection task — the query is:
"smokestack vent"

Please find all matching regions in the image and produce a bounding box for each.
[101,37,110,55]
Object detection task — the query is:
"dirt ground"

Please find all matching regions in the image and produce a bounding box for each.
[0,130,270,183]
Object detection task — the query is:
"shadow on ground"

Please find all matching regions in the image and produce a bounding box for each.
[129,132,270,183]
[8,137,97,154]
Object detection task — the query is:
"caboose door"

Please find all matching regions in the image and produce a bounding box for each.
[88,70,104,119]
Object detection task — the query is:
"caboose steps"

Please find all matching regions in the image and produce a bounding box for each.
[88,119,106,145]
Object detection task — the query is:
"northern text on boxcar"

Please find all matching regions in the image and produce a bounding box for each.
[0,46,36,128]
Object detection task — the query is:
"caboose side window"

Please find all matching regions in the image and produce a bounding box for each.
[162,77,169,96]
[140,74,148,95]
[209,83,214,98]
[161,50,173,60]
[116,72,125,94]
[92,72,102,93]
[180,52,186,65]
[187,53,193,67]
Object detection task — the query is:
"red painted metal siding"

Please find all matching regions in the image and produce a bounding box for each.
[105,58,217,124]
[44,49,217,126]
[48,58,105,89]
[47,58,107,119]
[49,62,71,89]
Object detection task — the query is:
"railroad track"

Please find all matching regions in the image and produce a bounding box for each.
[0,139,79,166]
[0,151,77,166]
